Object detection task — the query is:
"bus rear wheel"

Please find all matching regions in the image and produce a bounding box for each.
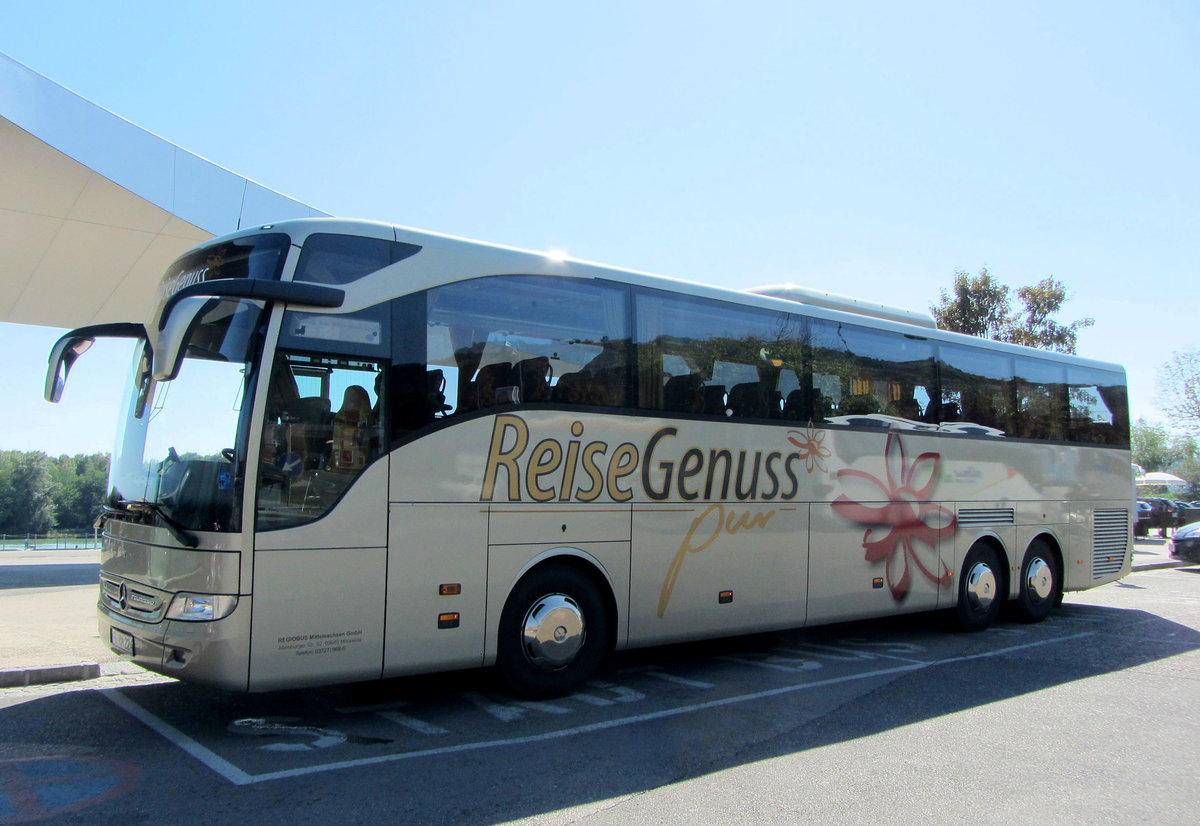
[954,543,1004,632]
[497,564,608,698]
[1014,540,1060,623]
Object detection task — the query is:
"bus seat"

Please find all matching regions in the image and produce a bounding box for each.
[426,368,451,415]
[729,382,771,419]
[701,385,728,417]
[282,395,330,424]
[335,386,372,426]
[552,371,587,404]
[782,388,807,421]
[475,362,516,408]
[664,373,704,414]
[391,364,449,430]
[515,356,552,403]
[277,396,331,470]
[591,366,628,407]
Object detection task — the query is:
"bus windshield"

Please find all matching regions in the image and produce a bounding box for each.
[108,299,265,534]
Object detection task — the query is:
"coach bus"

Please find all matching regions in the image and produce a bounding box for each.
[45,218,1132,696]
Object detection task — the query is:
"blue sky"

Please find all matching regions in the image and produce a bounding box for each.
[2,0,1197,455]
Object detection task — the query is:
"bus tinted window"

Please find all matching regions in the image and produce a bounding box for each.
[425,275,631,416]
[293,233,421,285]
[811,320,934,425]
[257,352,385,531]
[1068,366,1129,446]
[937,343,1013,436]
[1014,357,1068,441]
[635,290,800,420]
[384,274,1128,449]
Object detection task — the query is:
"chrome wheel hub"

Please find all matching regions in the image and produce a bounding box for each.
[521,593,585,670]
[964,560,997,614]
[1025,557,1053,602]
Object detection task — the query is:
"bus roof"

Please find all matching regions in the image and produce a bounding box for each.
[199,217,1126,377]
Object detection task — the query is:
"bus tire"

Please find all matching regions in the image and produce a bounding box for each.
[496,564,608,698]
[1014,540,1060,624]
[954,543,1004,632]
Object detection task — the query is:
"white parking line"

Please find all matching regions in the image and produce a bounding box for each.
[639,671,714,690]
[101,689,255,786]
[376,709,449,736]
[103,631,1094,786]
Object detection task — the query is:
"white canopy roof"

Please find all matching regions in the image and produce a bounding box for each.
[0,51,325,330]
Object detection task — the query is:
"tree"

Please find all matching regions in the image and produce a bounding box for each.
[49,453,110,530]
[0,452,56,535]
[1132,418,1181,473]
[929,268,1012,341]
[932,269,1094,354]
[1007,278,1095,354]
[1157,347,1200,435]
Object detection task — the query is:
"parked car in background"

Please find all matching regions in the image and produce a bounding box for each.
[1176,501,1200,527]
[1170,521,1200,562]
[1142,497,1178,535]
[1135,500,1153,537]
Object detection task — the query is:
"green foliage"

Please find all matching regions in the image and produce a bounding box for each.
[1132,419,1180,472]
[1132,419,1200,498]
[932,268,1094,354]
[930,268,1013,341]
[0,451,109,534]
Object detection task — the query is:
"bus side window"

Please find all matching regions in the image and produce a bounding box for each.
[257,354,386,531]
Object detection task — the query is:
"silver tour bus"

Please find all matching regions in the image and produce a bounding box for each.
[46,218,1133,696]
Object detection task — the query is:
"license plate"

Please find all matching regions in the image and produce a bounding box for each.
[110,627,134,655]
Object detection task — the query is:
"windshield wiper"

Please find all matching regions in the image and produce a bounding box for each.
[124,501,200,548]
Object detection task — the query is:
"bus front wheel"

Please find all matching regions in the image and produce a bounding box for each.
[497,565,608,698]
[954,543,1004,632]
[1013,540,1060,623]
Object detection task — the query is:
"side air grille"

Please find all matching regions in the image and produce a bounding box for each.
[957,507,1015,527]
[1092,509,1129,578]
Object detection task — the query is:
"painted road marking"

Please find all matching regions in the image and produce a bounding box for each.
[101,631,1095,787]
[638,670,715,690]
[229,718,348,752]
[0,755,139,823]
[375,710,450,736]
[717,651,822,673]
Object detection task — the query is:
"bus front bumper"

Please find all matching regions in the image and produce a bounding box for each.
[98,596,252,690]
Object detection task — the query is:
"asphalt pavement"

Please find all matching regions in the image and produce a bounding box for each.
[0,537,1192,689]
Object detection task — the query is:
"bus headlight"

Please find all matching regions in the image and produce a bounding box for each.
[166,593,238,622]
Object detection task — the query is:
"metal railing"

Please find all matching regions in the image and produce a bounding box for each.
[0,531,101,550]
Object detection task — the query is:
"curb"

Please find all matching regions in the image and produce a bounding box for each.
[0,663,101,688]
[1132,560,1195,573]
[2,559,1192,691]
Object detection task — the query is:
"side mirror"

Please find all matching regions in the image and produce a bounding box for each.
[45,322,146,403]
[152,296,217,382]
[133,341,155,418]
[45,335,93,402]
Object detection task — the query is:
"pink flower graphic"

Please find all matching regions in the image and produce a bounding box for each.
[832,433,955,601]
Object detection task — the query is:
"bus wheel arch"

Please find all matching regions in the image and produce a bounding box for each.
[1013,535,1063,623]
[954,538,1007,632]
[496,556,615,698]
